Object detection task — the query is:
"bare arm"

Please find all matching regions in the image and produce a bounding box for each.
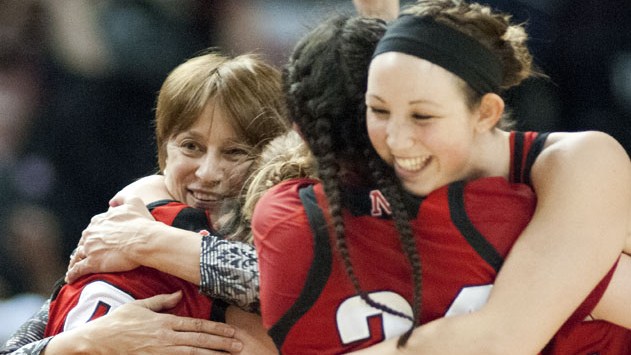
[67,177,260,310]
[353,0,399,21]
[591,253,631,328]
[477,132,630,352]
[41,292,241,355]
[108,174,173,206]
[352,132,631,355]
[1,293,243,355]
[225,306,277,355]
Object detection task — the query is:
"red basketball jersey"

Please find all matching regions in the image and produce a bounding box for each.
[253,131,626,354]
[510,131,631,354]
[45,200,224,336]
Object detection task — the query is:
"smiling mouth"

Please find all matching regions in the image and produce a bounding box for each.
[394,156,431,172]
[190,190,222,203]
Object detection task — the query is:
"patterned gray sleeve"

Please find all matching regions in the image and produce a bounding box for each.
[199,235,260,312]
[0,300,52,355]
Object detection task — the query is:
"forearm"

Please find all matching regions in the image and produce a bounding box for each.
[124,223,260,311]
[41,332,91,355]
[353,0,399,20]
[473,133,631,352]
[592,253,631,328]
[127,222,202,285]
[200,235,260,312]
[349,312,509,355]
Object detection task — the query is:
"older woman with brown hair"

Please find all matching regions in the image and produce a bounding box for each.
[2,50,288,355]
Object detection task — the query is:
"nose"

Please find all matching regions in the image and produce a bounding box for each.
[385,118,414,152]
[195,152,223,185]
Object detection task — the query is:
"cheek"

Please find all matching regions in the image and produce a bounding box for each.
[163,157,193,192]
[366,119,390,162]
[225,160,252,192]
[429,134,471,169]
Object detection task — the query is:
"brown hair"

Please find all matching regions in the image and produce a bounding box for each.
[227,130,317,243]
[154,51,290,172]
[401,0,542,127]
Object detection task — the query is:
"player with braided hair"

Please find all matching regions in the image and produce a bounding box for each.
[253,1,631,354]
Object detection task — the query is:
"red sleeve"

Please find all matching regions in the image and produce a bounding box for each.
[252,178,320,329]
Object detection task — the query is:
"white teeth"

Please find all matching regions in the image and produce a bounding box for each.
[192,192,216,201]
[395,156,430,171]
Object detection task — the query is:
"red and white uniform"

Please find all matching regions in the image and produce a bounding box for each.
[253,131,628,354]
[510,132,631,354]
[45,200,225,336]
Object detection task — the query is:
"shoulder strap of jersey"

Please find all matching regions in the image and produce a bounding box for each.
[269,184,333,349]
[510,131,551,186]
[448,181,503,272]
[146,199,177,210]
[522,132,550,186]
[148,200,214,233]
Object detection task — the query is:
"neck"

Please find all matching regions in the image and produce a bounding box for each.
[469,128,511,180]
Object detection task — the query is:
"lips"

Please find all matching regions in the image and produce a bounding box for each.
[190,190,222,202]
[188,189,224,209]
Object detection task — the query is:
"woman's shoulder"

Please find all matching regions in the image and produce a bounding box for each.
[258,177,321,203]
[532,130,630,192]
[544,130,621,148]
[538,131,628,167]
[251,177,321,236]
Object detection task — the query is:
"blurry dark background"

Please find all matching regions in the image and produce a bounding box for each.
[0,0,629,339]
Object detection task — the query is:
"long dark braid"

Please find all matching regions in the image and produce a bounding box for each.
[284,13,422,346]
[366,148,423,346]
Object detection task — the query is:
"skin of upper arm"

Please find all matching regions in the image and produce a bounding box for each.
[592,253,631,328]
[350,132,631,355]
[480,131,631,352]
[352,0,399,21]
[225,306,277,354]
[112,175,172,205]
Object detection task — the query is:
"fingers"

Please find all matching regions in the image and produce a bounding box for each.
[67,245,84,270]
[133,291,184,312]
[108,191,144,207]
[168,332,243,354]
[65,258,89,283]
[172,315,236,338]
[111,195,146,209]
[131,293,243,353]
[109,193,124,207]
[167,318,242,353]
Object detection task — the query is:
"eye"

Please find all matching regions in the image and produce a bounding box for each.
[368,106,390,118]
[223,147,250,162]
[412,113,433,120]
[180,139,203,154]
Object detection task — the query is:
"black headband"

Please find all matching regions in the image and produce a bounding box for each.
[373,15,502,94]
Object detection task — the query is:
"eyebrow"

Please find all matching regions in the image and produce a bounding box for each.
[367,94,437,106]
[366,93,385,103]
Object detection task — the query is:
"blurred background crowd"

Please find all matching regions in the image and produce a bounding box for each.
[0,0,629,341]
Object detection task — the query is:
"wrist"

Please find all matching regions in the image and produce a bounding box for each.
[44,331,94,355]
[126,220,164,267]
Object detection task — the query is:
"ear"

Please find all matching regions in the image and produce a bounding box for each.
[474,93,504,132]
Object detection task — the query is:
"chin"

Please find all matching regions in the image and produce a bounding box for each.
[403,182,432,197]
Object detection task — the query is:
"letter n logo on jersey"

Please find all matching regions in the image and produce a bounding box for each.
[370,190,392,217]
